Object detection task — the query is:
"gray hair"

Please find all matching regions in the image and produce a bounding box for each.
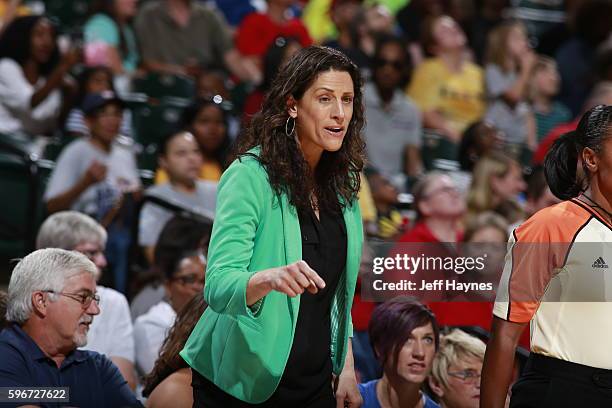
[7,248,97,324]
[36,211,107,250]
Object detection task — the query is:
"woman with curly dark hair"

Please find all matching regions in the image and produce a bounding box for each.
[0,15,80,135]
[180,46,366,407]
[142,292,207,408]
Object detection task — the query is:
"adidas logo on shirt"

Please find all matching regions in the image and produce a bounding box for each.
[592,257,609,269]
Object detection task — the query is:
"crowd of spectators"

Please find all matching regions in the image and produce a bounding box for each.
[0,0,611,406]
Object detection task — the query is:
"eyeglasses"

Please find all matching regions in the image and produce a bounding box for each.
[171,274,205,286]
[43,290,100,308]
[375,57,404,71]
[447,370,481,384]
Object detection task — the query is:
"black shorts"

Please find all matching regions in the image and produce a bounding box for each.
[510,354,612,408]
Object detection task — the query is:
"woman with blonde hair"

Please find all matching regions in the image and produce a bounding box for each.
[484,21,536,149]
[428,329,486,408]
[466,153,526,225]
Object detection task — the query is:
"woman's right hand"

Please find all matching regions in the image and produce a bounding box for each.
[266,260,326,297]
[246,261,326,306]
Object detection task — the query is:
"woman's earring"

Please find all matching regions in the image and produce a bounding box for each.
[285,116,296,137]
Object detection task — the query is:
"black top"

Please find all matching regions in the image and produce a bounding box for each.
[268,205,347,406]
[190,205,347,408]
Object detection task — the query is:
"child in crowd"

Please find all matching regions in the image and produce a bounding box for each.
[65,65,132,138]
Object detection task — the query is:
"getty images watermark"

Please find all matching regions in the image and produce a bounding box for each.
[362,242,612,303]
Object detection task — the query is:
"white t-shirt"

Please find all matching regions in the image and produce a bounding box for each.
[0,58,62,135]
[80,285,135,362]
[138,181,217,247]
[44,138,141,218]
[133,300,176,376]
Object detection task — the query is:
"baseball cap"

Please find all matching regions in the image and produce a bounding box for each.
[82,91,124,116]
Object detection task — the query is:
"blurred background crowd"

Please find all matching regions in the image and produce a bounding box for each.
[0,0,611,406]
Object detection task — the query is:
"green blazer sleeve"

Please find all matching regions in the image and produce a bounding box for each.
[204,158,266,317]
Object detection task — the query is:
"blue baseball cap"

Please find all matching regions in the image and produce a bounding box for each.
[82,91,124,116]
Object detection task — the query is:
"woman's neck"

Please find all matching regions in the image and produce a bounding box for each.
[22,59,40,85]
[583,186,612,222]
[425,217,460,242]
[170,178,196,194]
[439,50,464,73]
[89,137,112,153]
[377,375,423,408]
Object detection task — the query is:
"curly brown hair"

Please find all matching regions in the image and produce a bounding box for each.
[233,46,366,212]
[142,292,207,397]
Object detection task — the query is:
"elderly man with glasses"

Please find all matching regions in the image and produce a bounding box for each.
[0,248,141,407]
[35,211,137,390]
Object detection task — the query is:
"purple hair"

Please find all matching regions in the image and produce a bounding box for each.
[369,297,440,368]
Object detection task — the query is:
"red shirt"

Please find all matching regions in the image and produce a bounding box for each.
[235,13,312,58]
[532,119,579,165]
[398,220,463,243]
[398,222,530,348]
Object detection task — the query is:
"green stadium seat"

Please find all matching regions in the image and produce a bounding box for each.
[421,130,460,171]
[131,99,188,171]
[43,0,91,31]
[133,73,195,100]
[0,142,53,280]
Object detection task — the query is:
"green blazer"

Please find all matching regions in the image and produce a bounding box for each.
[180,149,363,403]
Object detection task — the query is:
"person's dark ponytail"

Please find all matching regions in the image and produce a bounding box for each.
[544,131,583,200]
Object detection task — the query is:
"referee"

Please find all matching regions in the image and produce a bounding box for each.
[481,105,612,407]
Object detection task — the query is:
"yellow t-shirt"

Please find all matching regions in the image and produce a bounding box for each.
[407,57,485,135]
[155,161,222,184]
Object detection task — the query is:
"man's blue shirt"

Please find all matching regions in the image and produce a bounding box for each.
[0,324,142,407]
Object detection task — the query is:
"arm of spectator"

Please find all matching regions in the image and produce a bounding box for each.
[106,293,136,390]
[422,111,461,142]
[104,47,125,75]
[98,354,143,407]
[480,317,526,408]
[404,145,423,177]
[133,320,159,376]
[223,49,262,85]
[110,357,137,391]
[46,161,106,214]
[31,48,80,109]
[526,111,537,151]
[487,54,535,108]
[138,202,168,265]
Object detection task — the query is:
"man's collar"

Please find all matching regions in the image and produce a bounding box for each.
[10,324,47,361]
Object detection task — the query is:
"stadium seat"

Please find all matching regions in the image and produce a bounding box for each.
[133,73,195,100]
[421,130,460,171]
[43,0,91,31]
[130,99,189,171]
[0,139,53,279]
